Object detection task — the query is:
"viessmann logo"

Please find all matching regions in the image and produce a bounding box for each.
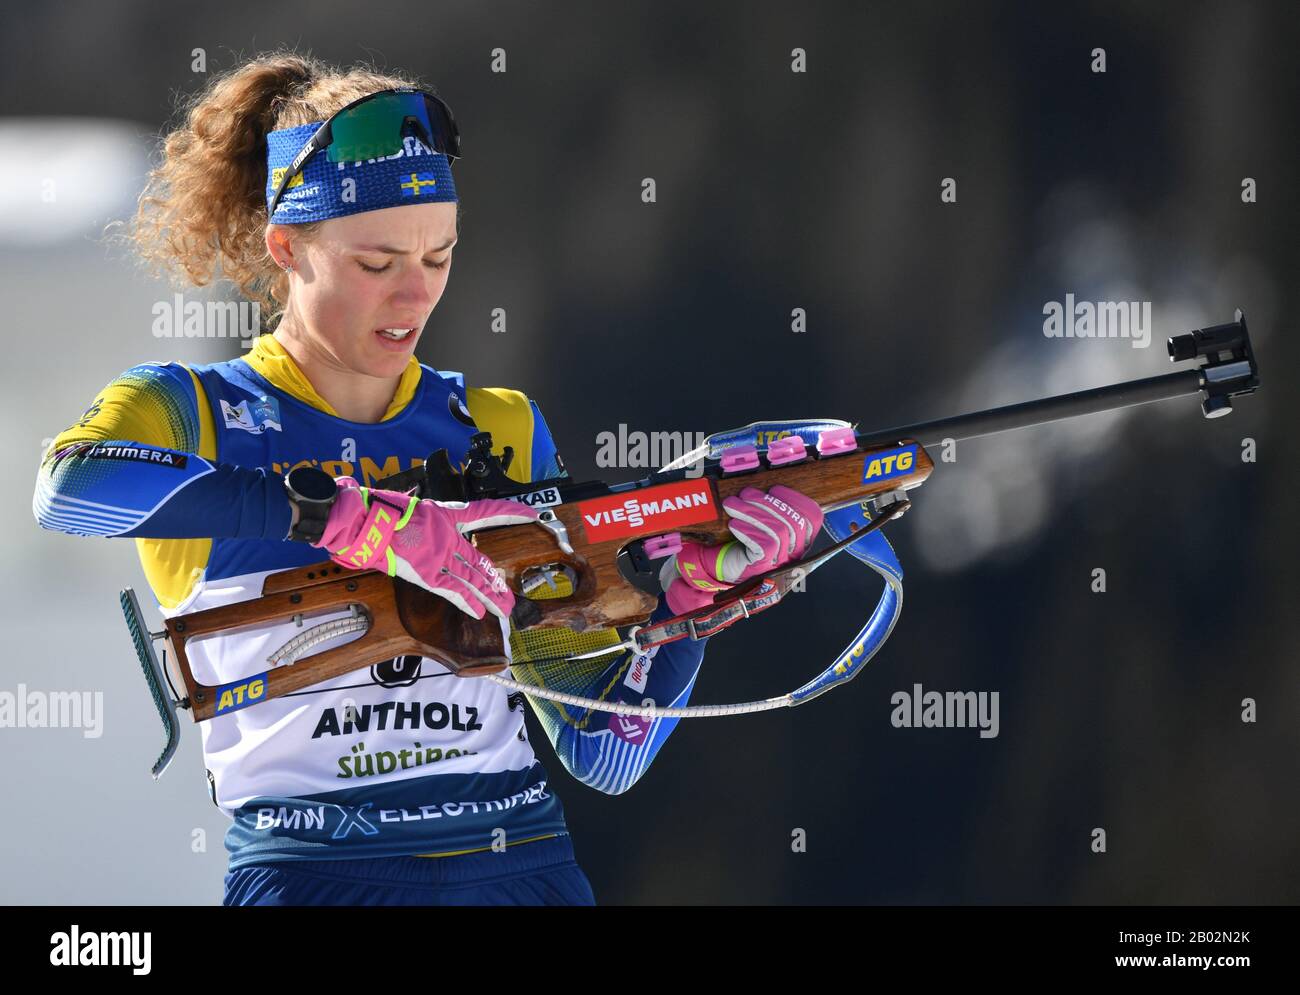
[578,479,719,543]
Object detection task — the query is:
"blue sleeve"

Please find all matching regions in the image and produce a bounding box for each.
[551,596,709,796]
[33,362,293,541]
[523,399,710,794]
[529,399,565,481]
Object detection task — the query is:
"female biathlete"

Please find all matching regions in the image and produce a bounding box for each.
[33,52,823,906]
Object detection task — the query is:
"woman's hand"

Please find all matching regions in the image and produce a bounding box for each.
[314,477,538,621]
[658,484,824,615]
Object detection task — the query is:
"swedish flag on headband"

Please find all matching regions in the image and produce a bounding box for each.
[400,172,439,197]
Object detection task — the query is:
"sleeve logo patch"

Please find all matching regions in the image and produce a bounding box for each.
[84,444,188,469]
[624,651,654,693]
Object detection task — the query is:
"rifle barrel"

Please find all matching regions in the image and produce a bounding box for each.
[855,369,1204,449]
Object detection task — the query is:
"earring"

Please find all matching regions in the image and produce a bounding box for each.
[282,264,294,274]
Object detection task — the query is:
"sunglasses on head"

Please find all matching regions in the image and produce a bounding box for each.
[268,87,462,217]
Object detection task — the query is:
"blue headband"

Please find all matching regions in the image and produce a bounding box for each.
[265,122,458,224]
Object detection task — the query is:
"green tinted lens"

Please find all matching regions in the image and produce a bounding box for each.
[326,92,435,163]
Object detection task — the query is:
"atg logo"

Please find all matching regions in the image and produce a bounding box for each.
[214,675,268,715]
[833,632,872,677]
[861,445,917,484]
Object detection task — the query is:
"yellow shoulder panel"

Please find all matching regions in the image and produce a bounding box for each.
[134,367,218,610]
[464,387,534,484]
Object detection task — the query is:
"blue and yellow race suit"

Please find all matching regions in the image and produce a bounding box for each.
[34,335,708,871]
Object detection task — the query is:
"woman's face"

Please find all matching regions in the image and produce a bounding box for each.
[271,201,458,379]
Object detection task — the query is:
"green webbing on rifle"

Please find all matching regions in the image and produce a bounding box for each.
[120,588,181,779]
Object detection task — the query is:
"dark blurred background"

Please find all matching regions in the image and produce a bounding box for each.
[4,0,1295,904]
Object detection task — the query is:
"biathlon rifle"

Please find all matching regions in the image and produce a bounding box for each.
[122,311,1260,776]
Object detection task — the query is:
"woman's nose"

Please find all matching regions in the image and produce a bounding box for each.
[391,264,438,309]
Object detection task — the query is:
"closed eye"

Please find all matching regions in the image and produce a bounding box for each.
[358,257,451,274]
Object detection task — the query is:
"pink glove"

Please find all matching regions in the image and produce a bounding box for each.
[658,484,824,615]
[314,477,539,622]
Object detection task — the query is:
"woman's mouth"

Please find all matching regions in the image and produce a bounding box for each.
[374,327,416,349]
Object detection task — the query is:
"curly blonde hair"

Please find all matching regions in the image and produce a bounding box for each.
[122,49,453,325]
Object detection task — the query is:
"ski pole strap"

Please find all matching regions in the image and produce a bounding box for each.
[637,419,906,703]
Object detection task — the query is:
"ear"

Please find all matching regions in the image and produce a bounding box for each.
[265,224,297,271]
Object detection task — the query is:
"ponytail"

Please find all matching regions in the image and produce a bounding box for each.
[120,49,431,323]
